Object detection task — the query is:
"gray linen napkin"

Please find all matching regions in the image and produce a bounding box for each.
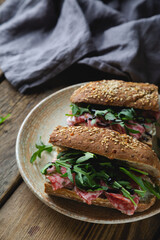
[0,0,160,92]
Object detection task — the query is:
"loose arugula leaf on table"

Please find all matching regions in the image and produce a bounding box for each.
[0,114,11,124]
[30,137,53,163]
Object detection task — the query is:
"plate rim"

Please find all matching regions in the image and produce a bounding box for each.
[16,83,160,224]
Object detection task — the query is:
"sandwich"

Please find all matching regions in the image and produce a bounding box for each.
[66,80,160,147]
[42,126,160,216]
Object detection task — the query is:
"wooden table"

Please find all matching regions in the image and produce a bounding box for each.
[0,70,160,240]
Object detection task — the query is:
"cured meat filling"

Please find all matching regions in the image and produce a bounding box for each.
[46,165,141,215]
[66,106,160,142]
[43,150,160,215]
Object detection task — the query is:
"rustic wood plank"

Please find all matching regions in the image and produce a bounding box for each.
[0,69,4,83]
[0,80,63,205]
[0,0,5,5]
[0,69,3,76]
[0,182,159,240]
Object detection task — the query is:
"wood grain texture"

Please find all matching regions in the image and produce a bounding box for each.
[0,69,3,76]
[0,182,160,240]
[0,0,5,5]
[0,80,62,204]
[0,69,4,83]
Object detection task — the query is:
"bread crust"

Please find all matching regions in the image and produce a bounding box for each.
[72,122,153,147]
[49,126,160,178]
[70,80,159,111]
[45,183,156,212]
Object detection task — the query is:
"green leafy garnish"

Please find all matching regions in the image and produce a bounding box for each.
[0,114,11,124]
[144,181,160,199]
[119,167,147,191]
[66,104,90,116]
[76,152,95,163]
[112,181,137,206]
[124,125,140,134]
[41,149,160,204]
[129,167,148,176]
[105,112,116,121]
[134,189,146,198]
[66,103,159,137]
[30,137,53,163]
[118,108,136,121]
[67,104,141,135]
[40,162,54,174]
[94,109,108,117]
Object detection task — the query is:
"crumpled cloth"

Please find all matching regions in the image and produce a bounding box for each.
[0,0,160,92]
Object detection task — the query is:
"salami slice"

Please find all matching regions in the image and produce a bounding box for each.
[67,113,92,126]
[74,186,103,204]
[47,174,73,191]
[105,192,139,215]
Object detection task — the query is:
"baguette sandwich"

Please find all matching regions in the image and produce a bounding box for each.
[42,126,160,216]
[66,80,160,147]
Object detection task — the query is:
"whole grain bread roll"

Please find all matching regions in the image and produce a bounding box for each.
[49,126,160,178]
[70,80,159,111]
[45,182,156,212]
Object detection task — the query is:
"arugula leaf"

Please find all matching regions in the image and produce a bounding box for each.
[105,112,116,121]
[76,152,95,163]
[129,167,148,175]
[30,138,53,163]
[73,165,89,176]
[91,119,97,125]
[70,104,80,115]
[143,181,160,199]
[66,168,74,183]
[134,189,146,198]
[40,149,160,203]
[41,163,54,174]
[77,172,84,184]
[118,108,136,121]
[57,151,67,159]
[115,121,140,135]
[0,114,11,124]
[119,167,147,191]
[117,180,131,187]
[99,162,112,167]
[94,109,108,117]
[124,125,140,134]
[112,181,137,206]
[55,160,71,168]
[61,151,82,158]
[66,104,91,116]
[94,109,116,121]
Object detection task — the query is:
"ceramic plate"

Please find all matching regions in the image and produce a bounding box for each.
[16,83,160,224]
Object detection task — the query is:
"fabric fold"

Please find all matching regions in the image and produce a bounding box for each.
[0,0,160,92]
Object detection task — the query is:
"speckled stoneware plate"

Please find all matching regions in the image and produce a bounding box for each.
[16,83,160,224]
